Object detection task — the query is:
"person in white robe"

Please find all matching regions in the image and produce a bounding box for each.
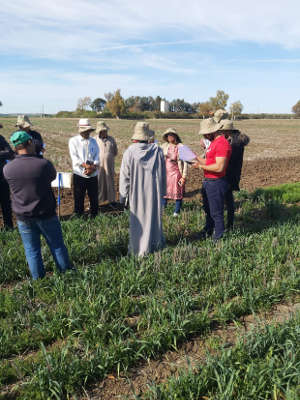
[94,121,118,205]
[119,122,166,257]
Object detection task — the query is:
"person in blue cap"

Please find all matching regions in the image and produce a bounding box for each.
[3,131,72,279]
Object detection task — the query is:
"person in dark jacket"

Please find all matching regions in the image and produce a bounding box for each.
[16,115,44,157]
[4,131,72,280]
[0,124,14,229]
[218,120,250,230]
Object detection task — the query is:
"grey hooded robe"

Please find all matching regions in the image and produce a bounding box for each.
[119,143,166,257]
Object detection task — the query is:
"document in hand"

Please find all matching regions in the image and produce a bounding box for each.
[178,145,197,163]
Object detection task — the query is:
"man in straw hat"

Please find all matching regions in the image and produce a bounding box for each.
[3,131,72,279]
[193,118,232,241]
[69,119,99,217]
[0,123,14,229]
[94,121,118,206]
[119,122,166,256]
[15,115,44,157]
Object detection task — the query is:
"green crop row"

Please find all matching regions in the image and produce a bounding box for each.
[143,312,300,400]
[0,192,299,399]
[0,227,299,396]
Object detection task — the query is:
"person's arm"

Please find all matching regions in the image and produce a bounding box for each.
[111,137,118,157]
[0,136,14,160]
[91,140,99,166]
[47,161,57,182]
[68,138,84,169]
[119,150,130,203]
[194,157,228,173]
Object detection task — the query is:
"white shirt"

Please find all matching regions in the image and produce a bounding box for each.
[69,135,100,178]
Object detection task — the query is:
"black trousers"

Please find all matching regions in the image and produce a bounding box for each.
[224,188,235,229]
[0,178,13,228]
[73,174,98,217]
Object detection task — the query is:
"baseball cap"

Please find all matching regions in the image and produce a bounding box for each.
[10,131,32,146]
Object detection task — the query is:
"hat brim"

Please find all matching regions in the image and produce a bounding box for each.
[96,127,109,134]
[16,122,32,129]
[163,132,181,143]
[198,127,220,135]
[79,127,95,134]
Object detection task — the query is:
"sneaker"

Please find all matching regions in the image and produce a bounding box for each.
[173,212,179,217]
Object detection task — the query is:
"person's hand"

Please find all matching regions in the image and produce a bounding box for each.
[192,161,202,169]
[178,177,186,186]
[84,164,96,175]
[196,156,206,165]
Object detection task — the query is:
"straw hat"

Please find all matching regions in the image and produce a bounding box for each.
[132,122,153,141]
[162,128,181,143]
[213,109,228,123]
[96,120,109,134]
[78,118,95,134]
[16,115,32,129]
[219,119,234,131]
[198,118,222,135]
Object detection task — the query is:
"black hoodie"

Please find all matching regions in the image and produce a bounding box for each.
[225,133,250,191]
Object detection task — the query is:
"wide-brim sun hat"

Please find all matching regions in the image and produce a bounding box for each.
[163,128,181,143]
[218,119,235,131]
[96,120,110,134]
[16,115,32,129]
[78,118,95,134]
[213,109,228,123]
[132,122,153,141]
[10,131,32,147]
[198,118,222,135]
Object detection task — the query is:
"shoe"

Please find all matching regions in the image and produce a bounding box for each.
[173,212,179,217]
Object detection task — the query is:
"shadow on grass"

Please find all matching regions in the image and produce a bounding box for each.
[166,202,300,247]
[59,202,125,221]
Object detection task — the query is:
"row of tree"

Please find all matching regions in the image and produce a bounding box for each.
[75,90,244,119]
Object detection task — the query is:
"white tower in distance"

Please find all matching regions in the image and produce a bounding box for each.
[160,99,169,113]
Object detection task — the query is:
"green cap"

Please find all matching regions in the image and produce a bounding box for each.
[10,131,32,147]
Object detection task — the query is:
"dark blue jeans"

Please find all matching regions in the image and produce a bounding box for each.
[202,178,229,240]
[17,215,71,280]
[163,198,182,214]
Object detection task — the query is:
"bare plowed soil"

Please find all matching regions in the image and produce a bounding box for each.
[1,156,299,223]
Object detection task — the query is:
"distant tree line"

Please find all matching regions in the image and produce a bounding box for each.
[54,91,300,120]
[58,89,245,119]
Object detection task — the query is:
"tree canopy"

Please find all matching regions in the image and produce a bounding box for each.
[292,100,300,116]
[77,97,91,111]
[209,90,229,111]
[106,89,126,118]
[90,98,106,112]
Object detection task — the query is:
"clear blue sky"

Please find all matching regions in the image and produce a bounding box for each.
[1,0,300,114]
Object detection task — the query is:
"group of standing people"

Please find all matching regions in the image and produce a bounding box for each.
[1,110,249,279]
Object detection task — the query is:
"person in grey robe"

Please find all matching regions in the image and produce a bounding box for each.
[94,121,118,205]
[119,122,166,257]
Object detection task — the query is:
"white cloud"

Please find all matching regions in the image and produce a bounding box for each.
[1,0,300,61]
